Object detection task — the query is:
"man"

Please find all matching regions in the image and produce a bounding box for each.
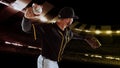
[21,4,101,68]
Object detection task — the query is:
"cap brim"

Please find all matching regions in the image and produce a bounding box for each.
[73,16,79,19]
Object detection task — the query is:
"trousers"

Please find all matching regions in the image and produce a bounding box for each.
[37,55,59,68]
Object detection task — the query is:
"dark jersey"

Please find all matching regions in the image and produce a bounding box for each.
[21,17,73,61]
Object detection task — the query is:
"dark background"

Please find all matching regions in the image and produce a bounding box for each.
[45,0,120,25]
[1,0,120,68]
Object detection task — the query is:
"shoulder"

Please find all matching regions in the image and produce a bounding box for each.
[67,27,73,37]
[34,22,55,28]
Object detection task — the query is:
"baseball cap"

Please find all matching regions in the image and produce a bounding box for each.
[58,7,79,19]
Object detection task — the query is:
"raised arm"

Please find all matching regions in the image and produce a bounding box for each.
[21,3,43,33]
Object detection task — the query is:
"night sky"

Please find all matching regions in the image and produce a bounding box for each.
[45,0,120,25]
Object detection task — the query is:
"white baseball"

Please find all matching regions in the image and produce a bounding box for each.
[32,3,42,15]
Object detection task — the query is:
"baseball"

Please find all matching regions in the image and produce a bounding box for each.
[32,3,43,16]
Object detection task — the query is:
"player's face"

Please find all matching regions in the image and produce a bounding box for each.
[66,18,73,26]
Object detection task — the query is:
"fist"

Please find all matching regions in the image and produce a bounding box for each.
[24,3,43,20]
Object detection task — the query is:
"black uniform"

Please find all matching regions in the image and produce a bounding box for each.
[21,17,73,61]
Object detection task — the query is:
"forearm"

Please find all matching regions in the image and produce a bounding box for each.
[21,17,32,33]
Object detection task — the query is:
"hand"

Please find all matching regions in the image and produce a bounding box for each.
[84,37,101,49]
[24,3,43,20]
[24,7,40,20]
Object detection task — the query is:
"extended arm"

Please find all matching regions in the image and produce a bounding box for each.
[73,31,101,49]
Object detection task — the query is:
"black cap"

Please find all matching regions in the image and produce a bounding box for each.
[58,7,79,19]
